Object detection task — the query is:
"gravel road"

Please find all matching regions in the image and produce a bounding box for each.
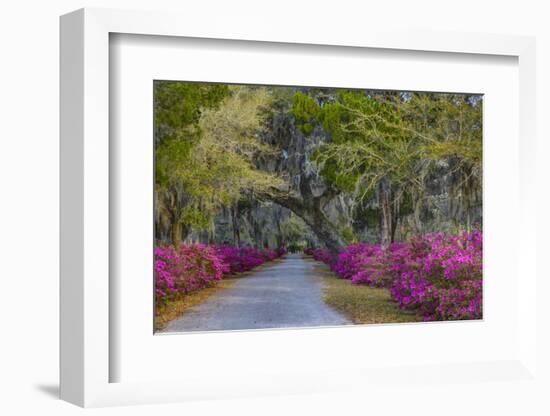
[160,254,352,333]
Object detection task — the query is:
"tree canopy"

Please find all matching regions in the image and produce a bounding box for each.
[155,82,483,250]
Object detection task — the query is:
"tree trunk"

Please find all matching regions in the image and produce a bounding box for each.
[231,207,241,246]
[254,227,262,248]
[257,188,344,251]
[305,209,344,251]
[199,230,209,244]
[379,180,392,249]
[274,214,283,248]
[171,222,182,249]
[248,211,263,248]
[465,191,473,232]
[391,216,398,244]
[413,198,423,234]
[391,192,401,244]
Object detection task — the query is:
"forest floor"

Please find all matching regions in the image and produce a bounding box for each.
[157,254,352,333]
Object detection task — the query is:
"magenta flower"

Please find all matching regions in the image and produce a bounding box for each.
[312,230,482,321]
[154,243,286,309]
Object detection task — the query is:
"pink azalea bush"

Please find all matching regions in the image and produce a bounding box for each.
[312,248,337,265]
[215,246,269,273]
[155,244,229,305]
[155,243,286,307]
[312,231,482,321]
[389,232,482,321]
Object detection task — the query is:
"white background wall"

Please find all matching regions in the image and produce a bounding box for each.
[0,1,548,415]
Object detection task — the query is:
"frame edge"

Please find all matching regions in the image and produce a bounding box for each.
[60,8,85,407]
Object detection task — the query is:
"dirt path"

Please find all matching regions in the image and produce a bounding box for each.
[160,254,352,333]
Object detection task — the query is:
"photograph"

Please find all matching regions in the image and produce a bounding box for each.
[153,81,483,333]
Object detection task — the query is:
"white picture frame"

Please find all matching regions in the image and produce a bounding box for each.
[60,7,538,408]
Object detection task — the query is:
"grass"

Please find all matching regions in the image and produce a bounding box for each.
[154,277,239,331]
[312,262,422,325]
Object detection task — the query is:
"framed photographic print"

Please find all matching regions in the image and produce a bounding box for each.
[60,7,540,409]
[151,80,483,334]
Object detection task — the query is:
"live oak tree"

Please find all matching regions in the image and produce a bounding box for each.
[294,90,482,248]
[155,84,282,247]
[155,81,229,247]
[155,82,482,251]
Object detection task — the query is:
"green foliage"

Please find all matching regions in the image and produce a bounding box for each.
[154,81,229,144]
[315,91,414,196]
[313,91,482,200]
[302,90,482,243]
[154,81,229,187]
[181,207,210,230]
[280,214,311,246]
[155,84,283,241]
[291,92,321,135]
[341,226,358,244]
[399,191,414,217]
[311,151,357,192]
[155,137,192,187]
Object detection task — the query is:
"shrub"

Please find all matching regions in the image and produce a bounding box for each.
[155,243,286,308]
[215,246,276,273]
[312,248,336,265]
[155,244,228,305]
[389,231,482,321]
[312,231,482,321]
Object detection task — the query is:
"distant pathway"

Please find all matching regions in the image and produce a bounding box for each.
[161,254,352,332]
